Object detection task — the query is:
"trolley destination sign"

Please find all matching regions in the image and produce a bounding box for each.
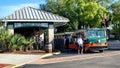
[14,23,49,28]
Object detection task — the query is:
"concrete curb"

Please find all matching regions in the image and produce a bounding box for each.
[53,51,61,55]
[40,53,53,59]
[40,51,61,59]
[10,51,61,68]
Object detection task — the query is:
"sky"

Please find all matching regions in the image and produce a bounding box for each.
[0,0,119,19]
[0,0,46,18]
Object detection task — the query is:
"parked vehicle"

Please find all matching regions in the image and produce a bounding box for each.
[55,28,108,52]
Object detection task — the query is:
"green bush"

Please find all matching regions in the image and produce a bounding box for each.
[0,29,9,51]
[111,25,120,40]
[112,25,120,35]
[0,29,34,52]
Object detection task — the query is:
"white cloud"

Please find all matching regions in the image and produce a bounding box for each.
[0,3,39,18]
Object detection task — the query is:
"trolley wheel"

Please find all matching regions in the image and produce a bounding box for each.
[99,50,103,52]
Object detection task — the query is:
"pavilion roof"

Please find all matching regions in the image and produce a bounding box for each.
[3,7,69,27]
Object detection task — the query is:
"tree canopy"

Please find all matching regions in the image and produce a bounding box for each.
[111,1,120,24]
[40,0,115,32]
[110,1,120,35]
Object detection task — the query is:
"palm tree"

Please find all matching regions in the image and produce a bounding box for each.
[0,29,34,52]
[27,38,34,51]
[16,36,25,51]
[8,34,19,52]
[0,29,9,51]
[6,34,14,51]
[21,37,34,52]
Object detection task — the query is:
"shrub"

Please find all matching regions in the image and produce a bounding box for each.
[0,29,34,52]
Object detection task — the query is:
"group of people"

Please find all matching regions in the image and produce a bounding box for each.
[33,34,43,50]
[63,34,84,54]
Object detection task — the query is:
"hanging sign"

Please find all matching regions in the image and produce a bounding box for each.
[14,23,48,28]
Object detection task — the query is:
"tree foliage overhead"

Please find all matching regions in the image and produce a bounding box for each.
[111,1,120,24]
[40,0,107,32]
[110,1,120,35]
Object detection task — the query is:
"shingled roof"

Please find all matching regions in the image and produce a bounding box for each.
[3,7,69,27]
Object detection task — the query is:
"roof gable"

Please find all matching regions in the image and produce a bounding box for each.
[3,7,69,23]
[3,7,69,27]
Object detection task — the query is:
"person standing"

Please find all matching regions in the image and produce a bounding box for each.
[38,37,42,50]
[77,35,83,54]
[65,36,69,50]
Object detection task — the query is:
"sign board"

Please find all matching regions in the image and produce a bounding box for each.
[14,23,48,28]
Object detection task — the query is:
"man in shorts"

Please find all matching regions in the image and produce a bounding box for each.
[77,35,83,54]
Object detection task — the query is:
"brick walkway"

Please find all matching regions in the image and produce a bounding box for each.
[0,64,12,68]
[29,51,120,65]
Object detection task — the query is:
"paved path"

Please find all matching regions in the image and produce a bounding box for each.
[29,50,120,65]
[19,54,120,68]
[0,51,59,68]
[0,54,41,65]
